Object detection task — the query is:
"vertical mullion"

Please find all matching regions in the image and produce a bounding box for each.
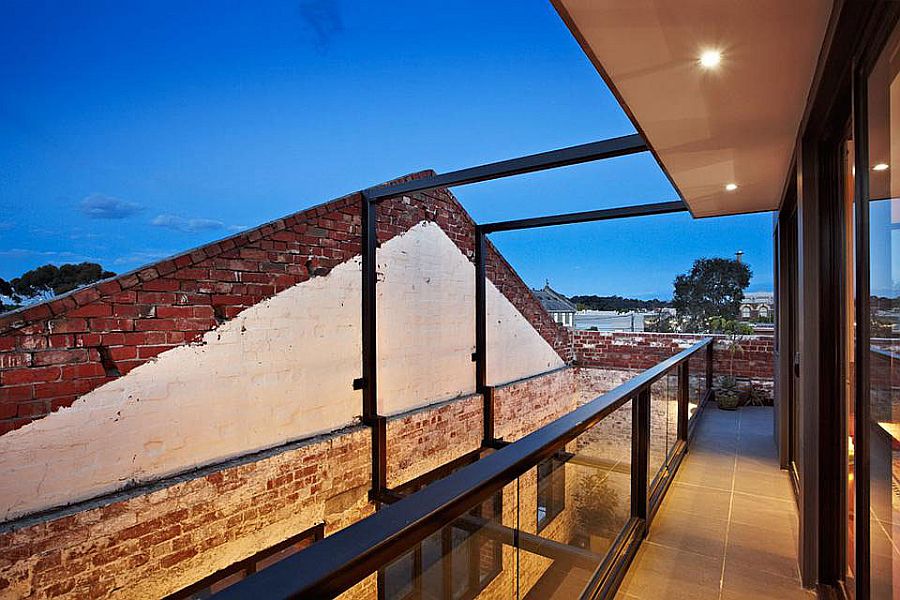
[475,228,491,445]
[361,192,386,494]
[631,388,650,526]
[852,64,871,600]
[677,361,689,442]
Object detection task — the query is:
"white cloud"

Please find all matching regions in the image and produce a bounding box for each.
[0,248,103,262]
[111,251,174,266]
[79,194,144,219]
[151,214,226,233]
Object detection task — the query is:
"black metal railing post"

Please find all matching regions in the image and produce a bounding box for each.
[474,228,492,445]
[631,388,650,527]
[360,191,386,495]
[677,361,689,441]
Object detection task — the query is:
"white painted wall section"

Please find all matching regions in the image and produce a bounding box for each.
[0,221,563,521]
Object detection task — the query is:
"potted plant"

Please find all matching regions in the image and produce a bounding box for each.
[709,317,753,410]
[715,375,739,410]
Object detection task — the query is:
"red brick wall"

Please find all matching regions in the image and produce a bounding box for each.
[0,173,568,435]
[0,427,373,600]
[386,393,483,489]
[493,368,578,442]
[0,368,575,599]
[573,331,775,381]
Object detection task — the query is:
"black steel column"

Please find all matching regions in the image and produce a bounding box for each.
[475,228,492,445]
[360,191,386,495]
[852,64,871,600]
[631,388,650,527]
[706,340,714,396]
[677,362,689,441]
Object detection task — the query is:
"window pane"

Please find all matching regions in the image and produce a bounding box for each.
[867,23,900,598]
[383,549,416,600]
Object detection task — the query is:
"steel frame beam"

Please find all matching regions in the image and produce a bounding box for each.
[362,133,647,202]
[360,191,387,495]
[480,201,686,233]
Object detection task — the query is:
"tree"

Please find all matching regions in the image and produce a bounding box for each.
[672,258,751,333]
[0,277,20,312]
[9,263,115,302]
[645,306,674,332]
[568,294,671,312]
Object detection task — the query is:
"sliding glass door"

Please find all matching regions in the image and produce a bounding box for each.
[864,21,900,599]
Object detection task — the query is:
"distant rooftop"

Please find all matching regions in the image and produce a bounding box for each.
[532,283,577,313]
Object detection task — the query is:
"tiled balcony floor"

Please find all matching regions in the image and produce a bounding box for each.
[616,406,813,600]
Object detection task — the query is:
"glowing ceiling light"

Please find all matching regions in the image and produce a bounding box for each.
[699,50,722,69]
[725,183,738,191]
[872,163,889,171]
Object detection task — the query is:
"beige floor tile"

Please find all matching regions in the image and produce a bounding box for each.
[725,521,800,580]
[617,542,722,600]
[720,560,814,600]
[732,468,793,500]
[659,483,733,520]
[730,491,798,531]
[673,460,735,490]
[647,508,728,559]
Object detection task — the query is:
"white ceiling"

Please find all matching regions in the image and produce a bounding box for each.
[555,0,832,217]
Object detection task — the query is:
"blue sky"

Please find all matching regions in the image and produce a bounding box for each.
[0,0,773,299]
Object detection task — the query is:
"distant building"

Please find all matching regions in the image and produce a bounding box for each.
[533,283,577,328]
[740,292,775,321]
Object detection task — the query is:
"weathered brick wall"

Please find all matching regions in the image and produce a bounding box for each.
[573,331,774,382]
[493,367,579,443]
[0,173,567,437]
[385,393,483,489]
[0,428,372,599]
[1,366,581,599]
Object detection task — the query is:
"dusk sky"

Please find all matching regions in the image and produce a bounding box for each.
[0,0,774,299]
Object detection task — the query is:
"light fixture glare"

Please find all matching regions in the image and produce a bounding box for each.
[725,183,738,191]
[699,50,722,69]
[872,163,889,171]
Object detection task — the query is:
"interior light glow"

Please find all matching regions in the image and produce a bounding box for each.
[699,50,722,69]
[872,163,889,171]
[725,183,738,191]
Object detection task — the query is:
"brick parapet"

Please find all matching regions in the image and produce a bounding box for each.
[573,331,774,381]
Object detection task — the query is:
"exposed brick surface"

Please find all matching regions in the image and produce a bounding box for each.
[0,427,372,600]
[0,172,568,434]
[493,368,578,443]
[0,368,580,599]
[573,331,774,381]
[386,394,483,489]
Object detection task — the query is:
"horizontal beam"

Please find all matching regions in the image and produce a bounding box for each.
[480,200,687,233]
[363,133,647,201]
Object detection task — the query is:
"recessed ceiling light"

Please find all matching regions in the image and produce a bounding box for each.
[872,163,889,171]
[699,50,722,69]
[725,183,738,191]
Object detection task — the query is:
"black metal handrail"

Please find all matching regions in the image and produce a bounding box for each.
[213,338,713,600]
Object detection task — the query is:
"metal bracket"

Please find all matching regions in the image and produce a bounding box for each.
[352,377,364,390]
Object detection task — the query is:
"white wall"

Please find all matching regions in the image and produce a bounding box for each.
[0,221,563,521]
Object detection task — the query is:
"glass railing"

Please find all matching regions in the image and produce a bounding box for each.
[212,339,714,600]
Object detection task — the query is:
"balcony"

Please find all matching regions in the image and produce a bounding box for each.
[195,339,801,600]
